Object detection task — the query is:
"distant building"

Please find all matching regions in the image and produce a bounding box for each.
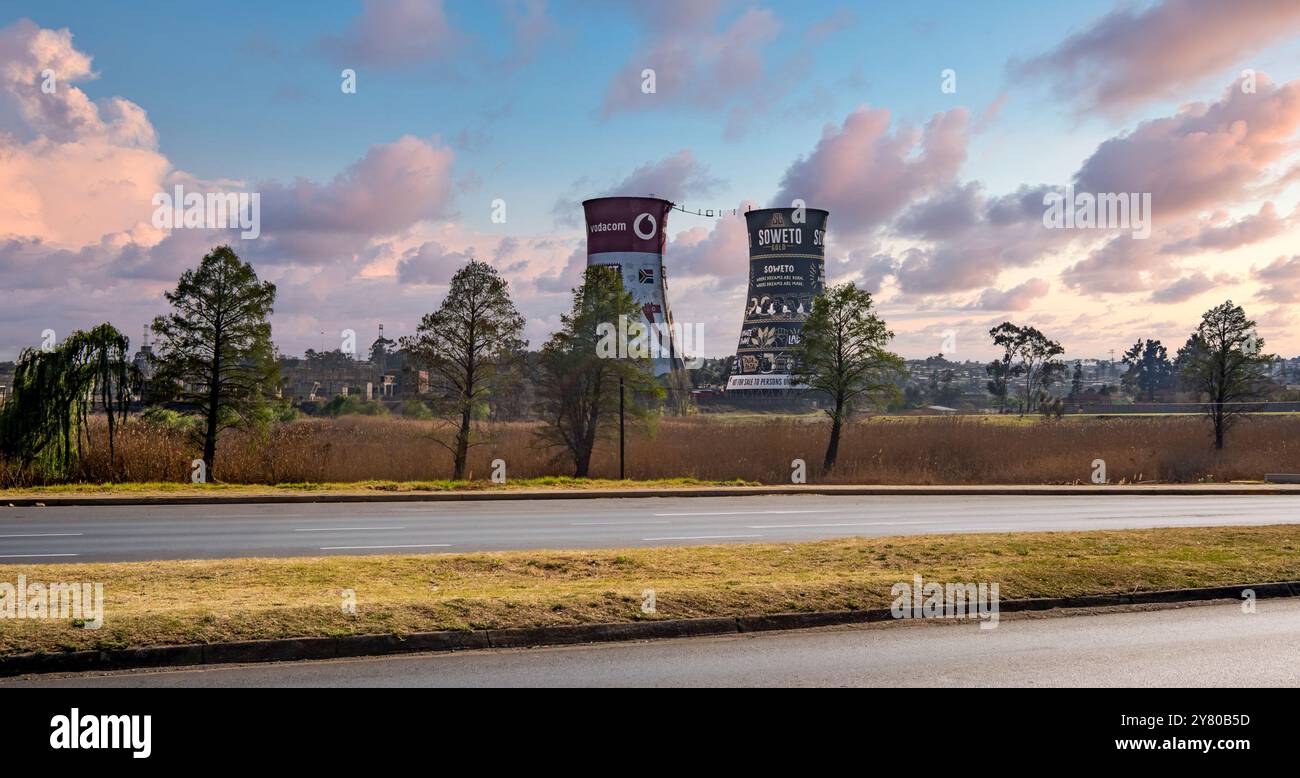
[0,360,14,404]
[278,325,421,404]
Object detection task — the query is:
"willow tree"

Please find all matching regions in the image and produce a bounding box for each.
[0,324,134,481]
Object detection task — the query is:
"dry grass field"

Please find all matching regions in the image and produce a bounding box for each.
[3,413,1297,487]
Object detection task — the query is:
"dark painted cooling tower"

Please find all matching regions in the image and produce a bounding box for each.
[726,206,828,391]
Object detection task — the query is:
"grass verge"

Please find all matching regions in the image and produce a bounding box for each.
[2,524,1298,656]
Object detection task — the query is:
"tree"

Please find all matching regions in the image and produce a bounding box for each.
[1070,360,1084,398]
[793,283,904,474]
[1121,339,1173,401]
[989,322,1066,413]
[1179,300,1273,449]
[400,259,526,480]
[0,324,134,481]
[151,245,278,479]
[985,357,1014,413]
[534,266,663,477]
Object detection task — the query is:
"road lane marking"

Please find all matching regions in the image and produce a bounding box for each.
[217,514,316,519]
[642,534,764,541]
[569,521,671,526]
[653,509,836,517]
[294,527,407,532]
[746,521,932,529]
[318,544,451,550]
[0,553,80,558]
[0,532,84,538]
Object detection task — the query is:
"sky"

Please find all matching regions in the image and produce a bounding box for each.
[2,0,1300,362]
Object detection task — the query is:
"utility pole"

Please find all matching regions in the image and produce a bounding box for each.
[619,376,625,480]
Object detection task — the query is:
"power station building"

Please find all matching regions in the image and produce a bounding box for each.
[726,206,828,393]
[582,196,683,378]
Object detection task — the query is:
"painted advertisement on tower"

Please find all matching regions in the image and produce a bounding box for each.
[726,206,828,391]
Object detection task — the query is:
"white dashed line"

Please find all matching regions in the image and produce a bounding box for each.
[318,544,450,551]
[746,521,931,529]
[294,527,406,532]
[654,509,836,517]
[569,521,671,526]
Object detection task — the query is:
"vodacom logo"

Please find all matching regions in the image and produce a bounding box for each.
[633,212,657,240]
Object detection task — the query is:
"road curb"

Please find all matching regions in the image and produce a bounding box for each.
[5,483,1300,507]
[3,579,1296,678]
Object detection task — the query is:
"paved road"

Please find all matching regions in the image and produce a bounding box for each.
[2,494,1299,563]
[8,600,1298,687]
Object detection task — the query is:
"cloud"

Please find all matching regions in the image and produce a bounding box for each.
[600,3,779,117]
[396,241,474,285]
[552,149,721,225]
[1060,231,1176,295]
[1073,74,1300,219]
[772,106,968,239]
[665,207,750,279]
[0,19,167,247]
[1010,0,1300,114]
[319,0,459,69]
[0,19,157,145]
[1254,255,1300,302]
[970,278,1050,311]
[607,149,722,201]
[253,134,456,263]
[1160,202,1294,254]
[1148,271,1232,304]
[832,247,895,293]
[889,184,1079,295]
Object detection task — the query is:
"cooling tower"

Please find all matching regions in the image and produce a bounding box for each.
[582,196,682,377]
[726,206,828,392]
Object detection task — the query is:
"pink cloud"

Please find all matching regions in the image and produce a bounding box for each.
[1160,202,1294,254]
[552,149,721,226]
[1254,255,1300,302]
[319,0,459,69]
[970,278,1051,311]
[1148,271,1234,304]
[1074,74,1300,219]
[772,106,968,239]
[395,241,475,285]
[600,3,779,117]
[666,208,749,279]
[1011,0,1300,114]
[253,134,456,264]
[889,184,1079,295]
[0,20,166,248]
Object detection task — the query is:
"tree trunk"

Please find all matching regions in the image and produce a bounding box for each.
[1213,406,1225,450]
[204,362,220,481]
[822,402,843,475]
[574,445,591,478]
[452,405,471,480]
